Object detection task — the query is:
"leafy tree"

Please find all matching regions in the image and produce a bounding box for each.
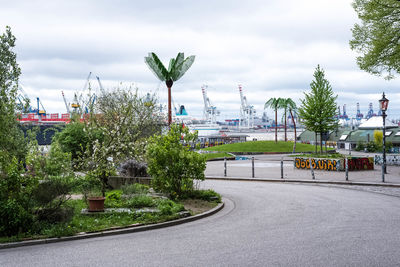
[146,124,206,199]
[80,87,162,196]
[144,52,195,125]
[373,129,383,145]
[298,65,338,153]
[350,0,400,79]
[265,97,283,143]
[0,26,26,161]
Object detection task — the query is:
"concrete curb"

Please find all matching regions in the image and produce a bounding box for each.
[0,201,224,250]
[206,176,400,188]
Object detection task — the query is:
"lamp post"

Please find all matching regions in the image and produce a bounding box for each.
[379,92,389,181]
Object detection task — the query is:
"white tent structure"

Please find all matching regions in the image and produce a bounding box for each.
[358,116,397,129]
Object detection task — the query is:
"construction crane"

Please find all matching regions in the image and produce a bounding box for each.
[202,85,220,124]
[339,104,349,120]
[36,97,46,116]
[61,91,70,113]
[356,102,364,120]
[366,102,376,119]
[238,85,256,128]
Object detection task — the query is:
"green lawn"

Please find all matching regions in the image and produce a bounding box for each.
[203,141,335,153]
[202,152,233,161]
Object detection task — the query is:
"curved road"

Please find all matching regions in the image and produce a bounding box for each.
[2,180,400,266]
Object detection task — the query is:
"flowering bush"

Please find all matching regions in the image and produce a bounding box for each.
[146,124,206,199]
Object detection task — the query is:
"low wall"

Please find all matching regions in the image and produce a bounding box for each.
[107,176,152,189]
[375,155,400,166]
[294,157,374,171]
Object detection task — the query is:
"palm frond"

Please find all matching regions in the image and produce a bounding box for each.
[171,55,195,81]
[144,53,169,81]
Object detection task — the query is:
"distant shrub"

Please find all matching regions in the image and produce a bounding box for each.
[127,195,155,209]
[156,199,184,215]
[121,183,149,195]
[185,189,221,202]
[119,159,148,177]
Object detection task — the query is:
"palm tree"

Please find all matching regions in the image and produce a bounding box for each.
[144,52,195,125]
[265,97,283,143]
[280,98,298,153]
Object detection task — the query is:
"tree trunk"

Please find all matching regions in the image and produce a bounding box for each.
[168,86,172,125]
[320,132,323,154]
[284,110,287,142]
[166,80,173,125]
[275,109,278,143]
[315,132,317,153]
[290,109,296,153]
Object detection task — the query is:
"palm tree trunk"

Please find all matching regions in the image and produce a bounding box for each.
[168,86,172,125]
[290,109,296,153]
[166,79,173,125]
[275,108,278,143]
[284,110,287,142]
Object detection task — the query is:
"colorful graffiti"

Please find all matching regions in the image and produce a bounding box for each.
[344,157,374,171]
[295,157,374,171]
[375,155,400,166]
[295,158,339,171]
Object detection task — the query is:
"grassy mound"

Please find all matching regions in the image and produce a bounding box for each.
[203,141,334,153]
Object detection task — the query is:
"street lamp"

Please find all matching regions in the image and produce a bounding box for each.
[379,92,389,180]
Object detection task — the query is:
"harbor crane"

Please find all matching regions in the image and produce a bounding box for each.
[238,84,256,128]
[356,102,364,120]
[202,85,220,124]
[366,102,376,119]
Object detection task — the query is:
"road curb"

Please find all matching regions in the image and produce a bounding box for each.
[206,176,400,187]
[0,201,224,250]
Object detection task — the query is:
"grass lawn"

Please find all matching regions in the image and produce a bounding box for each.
[289,153,349,159]
[203,141,335,153]
[202,152,233,161]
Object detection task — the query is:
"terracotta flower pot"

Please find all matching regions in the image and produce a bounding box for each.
[88,196,106,212]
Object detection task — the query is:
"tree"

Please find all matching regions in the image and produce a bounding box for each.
[0,26,26,161]
[80,87,162,196]
[280,98,298,152]
[144,52,195,125]
[146,124,206,199]
[265,97,283,143]
[298,65,338,153]
[350,0,400,79]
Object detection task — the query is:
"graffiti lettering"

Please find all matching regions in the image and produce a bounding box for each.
[375,155,400,166]
[295,157,373,171]
[295,158,337,171]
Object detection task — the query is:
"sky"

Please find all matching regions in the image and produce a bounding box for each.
[1,0,400,121]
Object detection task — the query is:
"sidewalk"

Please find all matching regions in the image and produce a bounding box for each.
[205,153,400,185]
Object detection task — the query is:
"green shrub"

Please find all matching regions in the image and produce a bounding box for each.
[156,199,184,215]
[186,189,221,202]
[0,199,33,236]
[146,124,206,199]
[105,190,123,208]
[121,183,149,195]
[355,142,366,151]
[366,141,381,152]
[127,195,155,209]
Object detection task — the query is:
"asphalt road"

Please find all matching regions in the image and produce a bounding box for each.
[2,180,400,266]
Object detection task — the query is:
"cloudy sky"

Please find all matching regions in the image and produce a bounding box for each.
[2,0,400,121]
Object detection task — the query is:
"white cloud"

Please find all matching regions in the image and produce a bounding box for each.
[1,0,400,121]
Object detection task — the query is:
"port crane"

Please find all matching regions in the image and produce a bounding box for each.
[202,85,220,124]
[356,102,364,120]
[238,85,256,128]
[366,102,376,119]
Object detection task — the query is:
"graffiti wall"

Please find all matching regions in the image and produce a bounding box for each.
[344,157,374,171]
[295,157,374,171]
[295,158,339,171]
[375,155,400,166]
